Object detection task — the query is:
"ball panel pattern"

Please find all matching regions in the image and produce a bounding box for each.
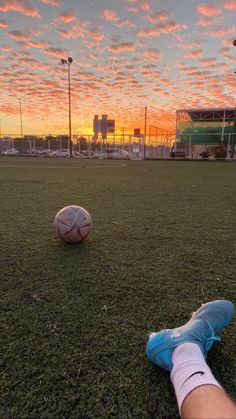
[54,205,92,243]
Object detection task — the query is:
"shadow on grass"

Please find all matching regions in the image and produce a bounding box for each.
[209,347,236,399]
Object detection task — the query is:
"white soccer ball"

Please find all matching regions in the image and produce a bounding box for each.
[54,205,92,243]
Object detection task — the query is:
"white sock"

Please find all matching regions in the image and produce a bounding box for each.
[171,343,222,413]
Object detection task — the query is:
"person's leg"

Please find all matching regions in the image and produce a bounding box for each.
[181,385,236,419]
[171,342,236,418]
[146,300,236,419]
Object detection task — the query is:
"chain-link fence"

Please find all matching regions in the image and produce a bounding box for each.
[0,133,174,159]
[1,132,235,160]
[174,133,236,159]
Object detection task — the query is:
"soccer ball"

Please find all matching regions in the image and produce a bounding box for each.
[54,205,92,243]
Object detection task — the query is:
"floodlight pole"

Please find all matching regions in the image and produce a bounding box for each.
[61,57,73,158]
[68,60,72,158]
[144,106,147,159]
[232,40,236,158]
[0,115,7,138]
[9,94,29,138]
[19,98,23,138]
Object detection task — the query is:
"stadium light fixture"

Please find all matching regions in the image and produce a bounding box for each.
[61,57,73,158]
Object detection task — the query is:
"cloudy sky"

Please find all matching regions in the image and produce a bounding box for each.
[0,0,236,136]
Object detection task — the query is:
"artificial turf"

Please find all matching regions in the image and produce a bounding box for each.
[0,156,236,418]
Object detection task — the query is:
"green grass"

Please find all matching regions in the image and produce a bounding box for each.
[0,157,236,418]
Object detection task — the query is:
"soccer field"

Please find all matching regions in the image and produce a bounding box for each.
[1,157,236,418]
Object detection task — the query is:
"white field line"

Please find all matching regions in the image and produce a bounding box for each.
[0,163,127,169]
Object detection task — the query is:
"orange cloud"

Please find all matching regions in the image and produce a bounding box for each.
[161,21,187,33]
[179,40,204,50]
[206,26,235,37]
[127,6,139,14]
[108,42,134,52]
[140,2,151,11]
[102,9,120,21]
[138,27,160,37]
[197,16,223,26]
[7,30,30,42]
[0,19,8,28]
[185,49,204,58]
[199,57,217,66]
[76,71,97,81]
[44,47,68,58]
[115,19,136,28]
[67,22,88,38]
[58,10,77,23]
[223,0,236,10]
[39,0,60,5]
[16,56,53,73]
[0,0,41,18]
[57,29,79,39]
[145,11,170,23]
[141,48,163,62]
[197,3,221,16]
[30,28,44,36]
[141,68,161,79]
[89,29,104,42]
[223,38,235,47]
[138,21,186,37]
[0,45,12,51]
[28,40,48,49]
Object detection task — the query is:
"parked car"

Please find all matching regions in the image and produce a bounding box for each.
[74,151,92,158]
[170,150,186,158]
[2,149,19,155]
[49,149,71,157]
[199,150,210,159]
[75,150,94,157]
[93,148,130,159]
[38,149,51,156]
[210,145,227,159]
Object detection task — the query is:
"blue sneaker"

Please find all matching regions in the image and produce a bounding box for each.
[146,300,235,372]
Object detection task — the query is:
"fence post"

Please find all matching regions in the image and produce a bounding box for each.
[100,138,103,157]
[88,136,92,158]
[231,132,235,159]
[188,134,192,158]
[227,134,231,159]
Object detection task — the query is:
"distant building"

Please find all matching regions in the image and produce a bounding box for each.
[175,107,236,157]
[93,114,115,141]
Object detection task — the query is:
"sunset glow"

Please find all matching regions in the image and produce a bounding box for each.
[0,0,236,136]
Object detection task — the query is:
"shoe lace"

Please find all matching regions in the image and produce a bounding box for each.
[201,316,221,351]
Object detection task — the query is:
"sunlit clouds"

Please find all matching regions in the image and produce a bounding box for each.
[197,3,221,16]
[57,10,77,23]
[0,0,236,136]
[0,0,41,18]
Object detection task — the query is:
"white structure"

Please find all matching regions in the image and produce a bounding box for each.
[93,114,115,141]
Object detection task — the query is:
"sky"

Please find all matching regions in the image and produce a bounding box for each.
[0,0,236,137]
